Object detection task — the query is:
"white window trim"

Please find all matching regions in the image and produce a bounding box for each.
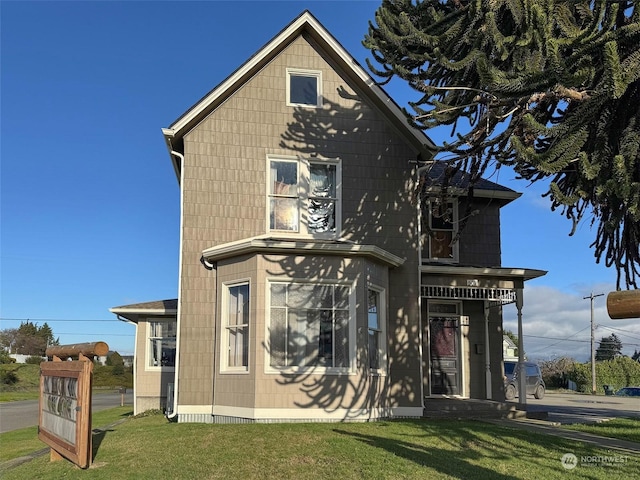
[266,154,341,239]
[421,197,459,263]
[286,68,322,108]
[145,317,176,372]
[367,284,388,376]
[264,279,357,375]
[220,279,251,374]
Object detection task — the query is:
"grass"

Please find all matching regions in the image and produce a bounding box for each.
[0,406,133,462]
[1,413,638,479]
[563,418,640,444]
[0,363,131,402]
[0,364,41,401]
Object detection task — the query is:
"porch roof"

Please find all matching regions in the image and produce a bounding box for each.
[421,264,546,300]
[421,264,547,282]
[110,299,178,324]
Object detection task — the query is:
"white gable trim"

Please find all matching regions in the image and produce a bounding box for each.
[163,11,435,154]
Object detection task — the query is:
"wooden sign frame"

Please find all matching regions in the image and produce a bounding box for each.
[38,355,93,469]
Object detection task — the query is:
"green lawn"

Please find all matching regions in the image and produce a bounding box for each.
[1,412,638,479]
[564,418,640,443]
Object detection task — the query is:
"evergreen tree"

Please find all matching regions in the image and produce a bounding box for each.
[631,349,640,362]
[364,1,640,288]
[106,351,124,367]
[0,321,60,356]
[595,333,623,360]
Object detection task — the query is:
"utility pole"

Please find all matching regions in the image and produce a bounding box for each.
[584,292,604,395]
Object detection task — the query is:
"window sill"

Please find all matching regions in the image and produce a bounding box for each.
[144,366,175,373]
[265,366,355,376]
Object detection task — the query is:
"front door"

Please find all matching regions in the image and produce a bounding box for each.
[424,302,462,396]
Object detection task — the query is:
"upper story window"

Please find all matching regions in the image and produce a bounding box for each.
[222,281,250,372]
[148,319,176,369]
[422,197,458,262]
[267,281,354,374]
[287,68,322,108]
[268,156,340,237]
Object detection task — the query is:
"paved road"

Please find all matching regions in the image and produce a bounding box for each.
[0,391,134,433]
[508,392,639,424]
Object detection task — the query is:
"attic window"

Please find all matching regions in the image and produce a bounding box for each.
[287,69,322,107]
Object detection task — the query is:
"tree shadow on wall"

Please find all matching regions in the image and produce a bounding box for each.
[261,85,426,418]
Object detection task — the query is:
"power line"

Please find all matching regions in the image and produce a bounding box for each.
[525,325,591,353]
[1,318,119,323]
[54,332,134,337]
[599,325,640,341]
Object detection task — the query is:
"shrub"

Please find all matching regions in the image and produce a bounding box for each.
[1,369,18,385]
[0,350,16,364]
[567,356,640,393]
[25,356,44,365]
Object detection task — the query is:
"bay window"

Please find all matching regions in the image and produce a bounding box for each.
[268,282,352,371]
[367,287,386,372]
[222,282,250,371]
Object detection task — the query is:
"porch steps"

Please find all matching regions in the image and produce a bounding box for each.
[423,398,547,420]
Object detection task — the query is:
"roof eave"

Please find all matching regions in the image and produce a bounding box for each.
[202,237,405,268]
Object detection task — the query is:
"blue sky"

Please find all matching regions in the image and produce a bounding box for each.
[2,1,638,360]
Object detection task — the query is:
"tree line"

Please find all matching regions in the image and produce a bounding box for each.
[0,321,59,360]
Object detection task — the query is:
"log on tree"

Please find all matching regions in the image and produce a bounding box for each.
[45,342,109,359]
[606,290,640,319]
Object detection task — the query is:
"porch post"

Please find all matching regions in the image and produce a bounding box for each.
[484,300,492,400]
[516,288,526,406]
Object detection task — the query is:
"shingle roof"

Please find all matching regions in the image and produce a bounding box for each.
[109,299,178,321]
[111,299,177,311]
[423,161,517,194]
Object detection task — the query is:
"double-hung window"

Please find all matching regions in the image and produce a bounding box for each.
[148,320,176,369]
[222,282,249,372]
[367,287,386,372]
[422,198,458,262]
[268,156,340,237]
[268,282,352,372]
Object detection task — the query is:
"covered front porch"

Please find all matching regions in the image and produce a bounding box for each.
[420,265,547,406]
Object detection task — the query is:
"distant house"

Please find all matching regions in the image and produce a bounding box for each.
[121,355,134,368]
[503,335,518,361]
[9,354,32,364]
[111,11,545,422]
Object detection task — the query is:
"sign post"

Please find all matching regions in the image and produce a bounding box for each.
[38,342,108,469]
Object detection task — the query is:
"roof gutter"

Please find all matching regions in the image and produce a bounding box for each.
[162,129,181,183]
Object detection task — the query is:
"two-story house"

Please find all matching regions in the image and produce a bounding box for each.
[110,11,545,423]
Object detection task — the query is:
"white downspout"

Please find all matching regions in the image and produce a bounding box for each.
[166,150,184,421]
